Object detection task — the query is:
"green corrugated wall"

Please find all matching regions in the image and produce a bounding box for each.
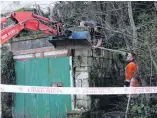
[13,57,71,118]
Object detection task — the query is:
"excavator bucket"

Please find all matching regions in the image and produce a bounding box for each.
[49,31,93,50]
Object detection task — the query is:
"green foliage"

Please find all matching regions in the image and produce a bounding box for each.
[1,46,16,118]
[130,95,157,118]
[1,46,15,84]
[136,11,157,79]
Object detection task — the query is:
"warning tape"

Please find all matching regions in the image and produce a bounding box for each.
[0,84,157,95]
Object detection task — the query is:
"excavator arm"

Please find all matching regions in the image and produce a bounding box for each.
[1,23,24,44]
[0,12,62,44]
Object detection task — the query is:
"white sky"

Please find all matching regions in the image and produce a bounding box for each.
[0,1,56,14]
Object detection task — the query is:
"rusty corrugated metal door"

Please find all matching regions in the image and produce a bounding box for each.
[13,57,72,118]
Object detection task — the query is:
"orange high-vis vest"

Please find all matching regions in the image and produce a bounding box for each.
[125,62,139,87]
[125,62,136,81]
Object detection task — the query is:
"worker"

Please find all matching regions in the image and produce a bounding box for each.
[80,16,97,28]
[80,17,103,45]
[124,52,139,87]
[80,17,96,40]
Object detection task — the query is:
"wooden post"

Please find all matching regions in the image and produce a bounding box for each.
[125,94,131,118]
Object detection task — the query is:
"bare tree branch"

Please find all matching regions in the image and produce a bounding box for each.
[154,1,157,10]
[147,43,157,72]
[128,1,137,52]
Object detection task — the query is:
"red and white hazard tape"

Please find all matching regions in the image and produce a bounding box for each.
[0,84,157,95]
